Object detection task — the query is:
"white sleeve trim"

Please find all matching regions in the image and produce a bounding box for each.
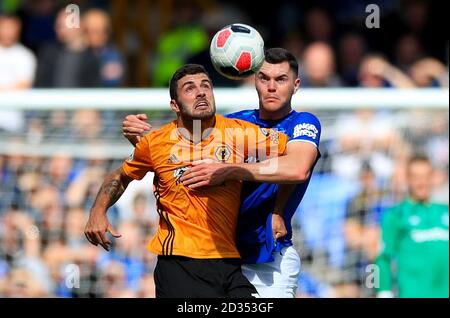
[377,291,394,298]
[286,139,318,148]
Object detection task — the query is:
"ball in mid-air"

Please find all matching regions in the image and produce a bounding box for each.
[210,23,265,80]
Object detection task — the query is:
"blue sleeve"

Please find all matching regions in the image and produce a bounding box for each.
[225,112,238,119]
[288,112,321,148]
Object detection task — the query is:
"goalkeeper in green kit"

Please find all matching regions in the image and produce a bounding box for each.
[376,155,449,298]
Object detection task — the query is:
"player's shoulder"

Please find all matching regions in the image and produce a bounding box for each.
[286,111,321,142]
[292,111,321,126]
[220,114,258,129]
[383,200,410,219]
[142,121,176,144]
[431,202,449,211]
[225,109,258,121]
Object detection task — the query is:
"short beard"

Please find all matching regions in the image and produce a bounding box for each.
[179,102,215,121]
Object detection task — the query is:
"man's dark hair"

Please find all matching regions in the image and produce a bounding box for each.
[408,154,432,167]
[169,64,210,100]
[0,14,21,23]
[264,48,299,78]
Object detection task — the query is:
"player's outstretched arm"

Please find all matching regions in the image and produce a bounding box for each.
[122,113,152,146]
[272,184,297,240]
[84,166,133,251]
[181,141,318,188]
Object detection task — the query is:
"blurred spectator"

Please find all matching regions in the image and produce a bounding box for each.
[301,42,342,87]
[0,14,36,132]
[401,0,429,34]
[338,33,367,87]
[281,31,304,66]
[0,14,36,90]
[97,260,135,297]
[376,155,449,298]
[432,165,449,204]
[34,8,100,87]
[331,109,402,181]
[410,57,449,87]
[46,110,70,139]
[96,221,146,292]
[0,211,53,297]
[71,109,103,140]
[296,171,360,270]
[297,272,333,298]
[394,34,424,73]
[358,54,416,88]
[304,7,333,44]
[339,162,391,297]
[137,273,156,297]
[63,208,88,248]
[115,172,158,235]
[4,268,50,297]
[18,0,58,52]
[82,9,125,87]
[151,0,208,87]
[66,161,106,209]
[44,153,74,191]
[30,184,64,244]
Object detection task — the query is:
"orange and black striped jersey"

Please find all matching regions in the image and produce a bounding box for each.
[122,115,288,259]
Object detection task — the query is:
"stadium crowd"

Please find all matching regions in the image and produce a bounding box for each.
[0,0,448,297]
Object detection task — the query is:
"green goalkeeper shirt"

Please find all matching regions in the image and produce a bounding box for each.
[376,198,449,298]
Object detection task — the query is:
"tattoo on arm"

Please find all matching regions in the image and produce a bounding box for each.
[92,171,128,211]
[102,180,125,205]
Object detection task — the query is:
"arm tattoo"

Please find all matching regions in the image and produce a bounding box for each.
[103,180,125,204]
[93,178,126,209]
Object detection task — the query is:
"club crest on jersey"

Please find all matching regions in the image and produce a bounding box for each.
[408,215,421,226]
[215,145,231,162]
[260,128,280,144]
[174,166,189,184]
[260,127,270,137]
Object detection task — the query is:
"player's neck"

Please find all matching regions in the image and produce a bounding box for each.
[177,116,216,144]
[259,104,293,121]
[409,195,431,205]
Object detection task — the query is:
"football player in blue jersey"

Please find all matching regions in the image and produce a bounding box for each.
[122,48,321,297]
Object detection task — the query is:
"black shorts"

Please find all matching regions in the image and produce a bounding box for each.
[154,255,258,298]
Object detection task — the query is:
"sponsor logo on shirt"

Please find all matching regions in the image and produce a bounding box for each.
[167,153,180,164]
[245,156,259,163]
[293,123,318,140]
[410,228,449,242]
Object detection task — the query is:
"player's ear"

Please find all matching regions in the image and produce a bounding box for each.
[170,99,180,114]
[294,78,300,93]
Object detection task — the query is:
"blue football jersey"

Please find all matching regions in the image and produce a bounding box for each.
[226,109,321,264]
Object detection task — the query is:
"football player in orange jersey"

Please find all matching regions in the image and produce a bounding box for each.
[85,64,289,297]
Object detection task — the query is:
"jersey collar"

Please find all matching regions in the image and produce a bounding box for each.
[254,109,296,127]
